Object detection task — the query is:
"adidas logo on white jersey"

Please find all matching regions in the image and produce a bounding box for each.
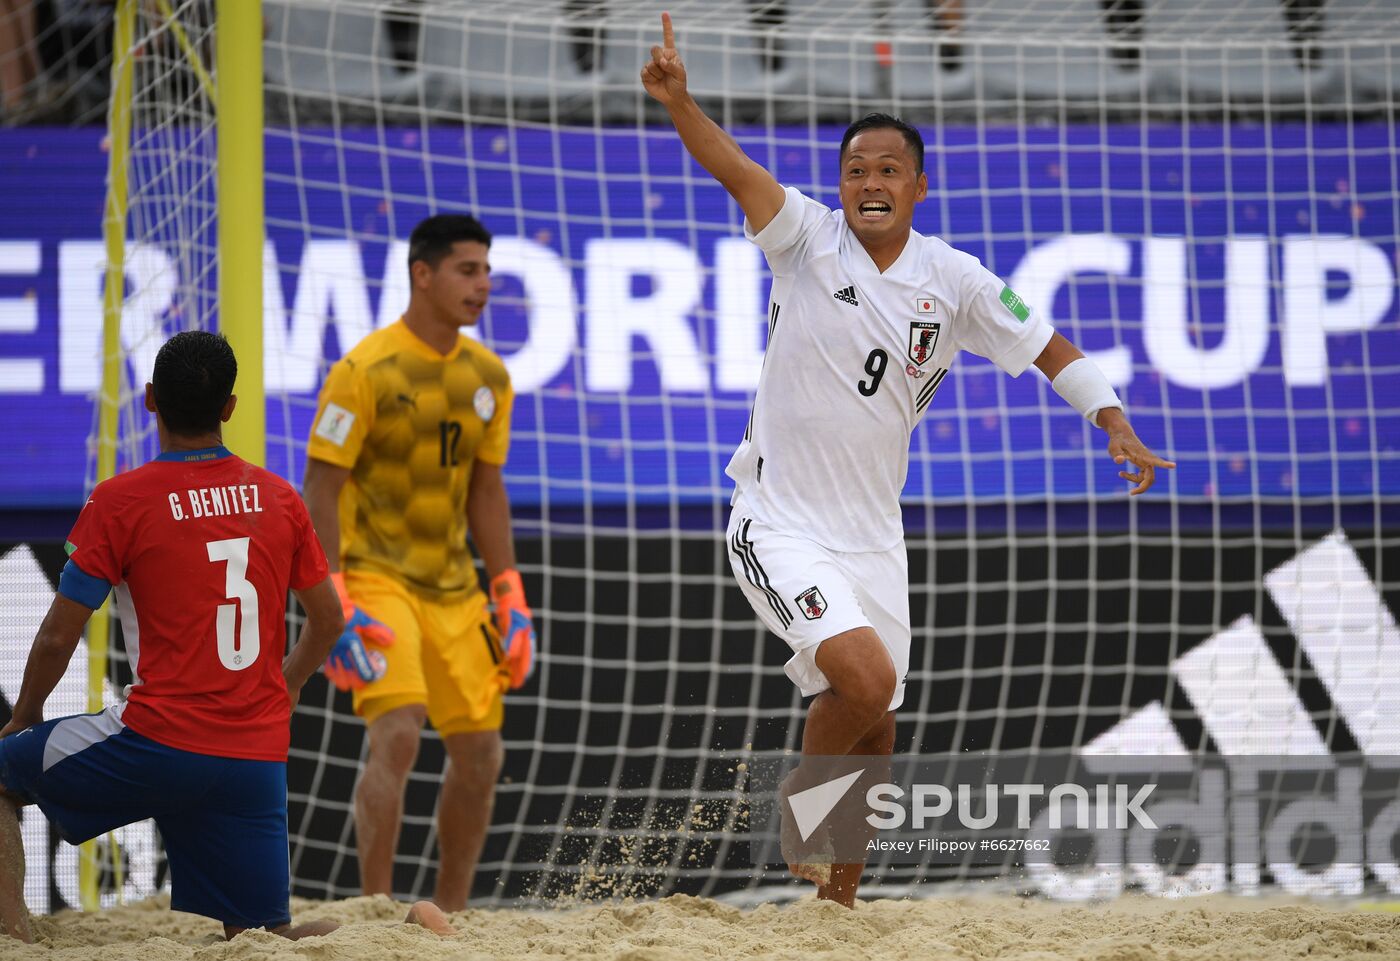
[832,285,859,306]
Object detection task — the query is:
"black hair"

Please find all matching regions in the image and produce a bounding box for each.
[839,112,924,174]
[152,330,237,435]
[407,214,492,280]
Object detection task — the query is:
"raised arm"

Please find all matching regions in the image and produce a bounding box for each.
[642,12,786,232]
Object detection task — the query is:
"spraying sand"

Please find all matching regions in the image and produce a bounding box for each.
[0,892,1398,960]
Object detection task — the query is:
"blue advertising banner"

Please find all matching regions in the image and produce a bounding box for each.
[0,125,1396,510]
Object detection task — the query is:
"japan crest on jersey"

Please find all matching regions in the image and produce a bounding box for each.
[795,585,827,620]
[907,321,941,368]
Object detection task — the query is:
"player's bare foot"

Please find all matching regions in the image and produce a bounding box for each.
[793,857,832,887]
[779,771,834,887]
[404,899,456,936]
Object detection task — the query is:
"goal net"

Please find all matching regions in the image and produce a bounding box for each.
[76,0,1400,908]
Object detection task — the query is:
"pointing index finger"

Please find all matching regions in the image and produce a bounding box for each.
[662,11,675,50]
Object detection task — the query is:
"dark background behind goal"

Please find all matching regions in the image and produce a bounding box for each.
[7,499,1396,904]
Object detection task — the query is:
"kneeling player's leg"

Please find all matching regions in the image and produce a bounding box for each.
[403,899,457,935]
[0,797,30,943]
[157,757,414,941]
[257,902,455,942]
[156,756,295,936]
[240,903,455,941]
[0,711,175,941]
[423,592,506,911]
[0,743,35,943]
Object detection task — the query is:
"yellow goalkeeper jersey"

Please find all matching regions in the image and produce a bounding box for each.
[307,318,513,599]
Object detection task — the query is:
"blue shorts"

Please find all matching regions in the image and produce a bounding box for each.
[0,708,291,930]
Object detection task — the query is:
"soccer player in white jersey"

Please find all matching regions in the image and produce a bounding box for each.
[643,14,1176,906]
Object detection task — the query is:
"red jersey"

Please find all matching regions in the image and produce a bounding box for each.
[63,446,329,761]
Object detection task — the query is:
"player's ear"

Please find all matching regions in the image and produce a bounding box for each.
[914,171,928,203]
[410,258,432,292]
[144,382,156,413]
[220,393,237,423]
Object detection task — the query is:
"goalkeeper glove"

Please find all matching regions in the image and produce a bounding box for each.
[490,569,535,689]
[322,572,395,692]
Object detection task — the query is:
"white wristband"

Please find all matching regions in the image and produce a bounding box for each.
[1051,357,1122,428]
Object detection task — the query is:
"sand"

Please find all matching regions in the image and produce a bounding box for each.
[1,892,1399,961]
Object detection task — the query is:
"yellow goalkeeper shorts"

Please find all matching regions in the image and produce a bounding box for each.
[344,569,508,735]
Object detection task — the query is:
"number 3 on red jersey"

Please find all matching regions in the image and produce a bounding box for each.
[207,537,261,671]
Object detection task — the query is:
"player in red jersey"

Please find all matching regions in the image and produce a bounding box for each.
[0,332,455,942]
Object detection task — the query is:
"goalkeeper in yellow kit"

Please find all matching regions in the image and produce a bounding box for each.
[302,214,535,911]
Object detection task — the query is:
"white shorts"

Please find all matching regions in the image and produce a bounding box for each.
[725,503,910,711]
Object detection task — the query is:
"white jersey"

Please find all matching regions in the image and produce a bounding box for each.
[726,186,1054,553]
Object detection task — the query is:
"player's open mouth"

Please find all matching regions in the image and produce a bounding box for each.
[858,201,892,220]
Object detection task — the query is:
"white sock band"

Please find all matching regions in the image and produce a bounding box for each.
[1051,357,1123,428]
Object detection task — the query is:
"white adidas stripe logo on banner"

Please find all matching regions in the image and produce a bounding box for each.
[1086,530,1398,758]
[1041,530,1400,901]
